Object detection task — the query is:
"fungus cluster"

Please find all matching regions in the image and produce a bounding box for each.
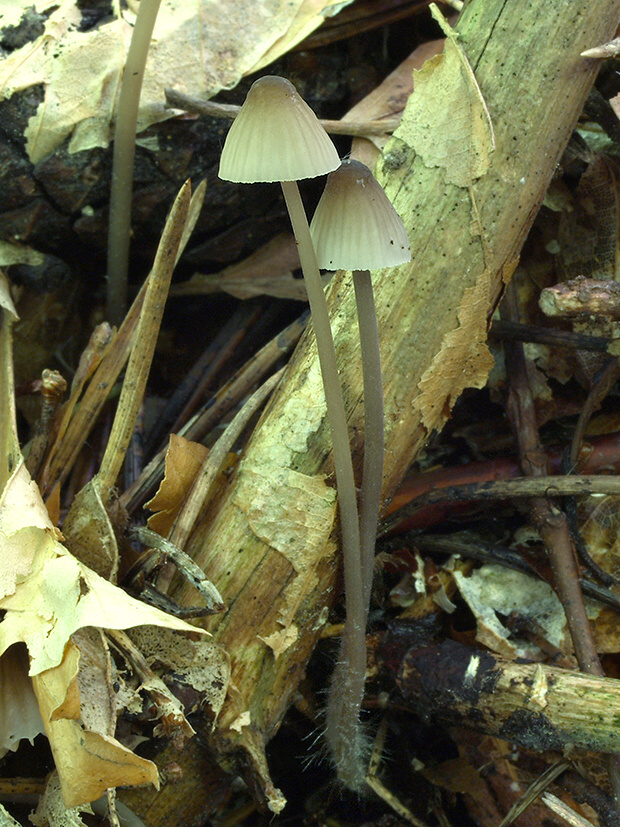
[219,77,410,789]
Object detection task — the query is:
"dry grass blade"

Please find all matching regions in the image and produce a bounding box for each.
[40,179,205,501]
[540,793,597,827]
[97,180,191,497]
[496,761,569,827]
[0,272,20,490]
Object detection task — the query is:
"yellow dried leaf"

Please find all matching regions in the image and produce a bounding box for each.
[0,463,208,676]
[32,642,159,807]
[145,433,208,536]
[393,5,494,187]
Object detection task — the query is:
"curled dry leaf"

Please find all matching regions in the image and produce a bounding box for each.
[32,641,159,807]
[453,564,569,660]
[145,433,209,537]
[29,772,93,827]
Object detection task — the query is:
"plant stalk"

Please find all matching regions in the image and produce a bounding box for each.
[107,0,163,326]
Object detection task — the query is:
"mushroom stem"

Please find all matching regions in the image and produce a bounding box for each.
[280,181,362,594]
[352,269,384,611]
[281,180,367,786]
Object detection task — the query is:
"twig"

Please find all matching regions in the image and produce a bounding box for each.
[562,359,620,587]
[502,281,620,809]
[164,88,400,138]
[144,303,262,455]
[396,638,620,753]
[497,761,570,827]
[490,319,612,353]
[503,283,602,674]
[379,474,620,537]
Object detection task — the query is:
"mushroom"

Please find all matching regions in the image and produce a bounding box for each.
[218,78,365,774]
[310,158,410,788]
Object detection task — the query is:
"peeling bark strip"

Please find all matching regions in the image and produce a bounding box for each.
[132,0,620,818]
[397,639,620,754]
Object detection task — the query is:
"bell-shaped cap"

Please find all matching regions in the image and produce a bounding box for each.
[310,159,411,270]
[219,76,340,184]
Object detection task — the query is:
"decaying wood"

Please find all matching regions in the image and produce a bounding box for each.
[120,0,620,818]
[540,277,620,320]
[396,638,620,755]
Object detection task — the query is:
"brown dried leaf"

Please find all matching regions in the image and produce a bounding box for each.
[171,235,308,302]
[558,156,620,281]
[348,40,443,167]
[145,433,208,536]
[414,267,496,430]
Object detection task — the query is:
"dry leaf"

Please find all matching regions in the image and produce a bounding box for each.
[0,462,208,676]
[129,626,230,722]
[414,267,496,430]
[558,156,620,281]
[32,642,159,807]
[171,234,311,302]
[29,772,93,826]
[248,0,355,73]
[0,803,22,826]
[348,40,443,167]
[0,644,45,754]
[61,478,119,580]
[145,433,209,536]
[453,564,569,660]
[0,0,354,163]
[393,5,494,188]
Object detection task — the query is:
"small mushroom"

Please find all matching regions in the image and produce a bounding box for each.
[310,158,410,788]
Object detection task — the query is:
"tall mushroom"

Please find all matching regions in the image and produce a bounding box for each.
[218,78,365,778]
[310,158,411,788]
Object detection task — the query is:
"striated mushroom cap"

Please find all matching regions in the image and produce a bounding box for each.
[219,76,340,184]
[310,159,411,270]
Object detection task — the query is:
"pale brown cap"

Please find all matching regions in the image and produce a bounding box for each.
[219,76,340,183]
[310,159,411,270]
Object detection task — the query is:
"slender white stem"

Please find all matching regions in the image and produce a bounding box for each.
[281,180,366,788]
[353,269,384,612]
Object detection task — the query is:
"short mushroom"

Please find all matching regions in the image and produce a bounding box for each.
[310,158,410,788]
